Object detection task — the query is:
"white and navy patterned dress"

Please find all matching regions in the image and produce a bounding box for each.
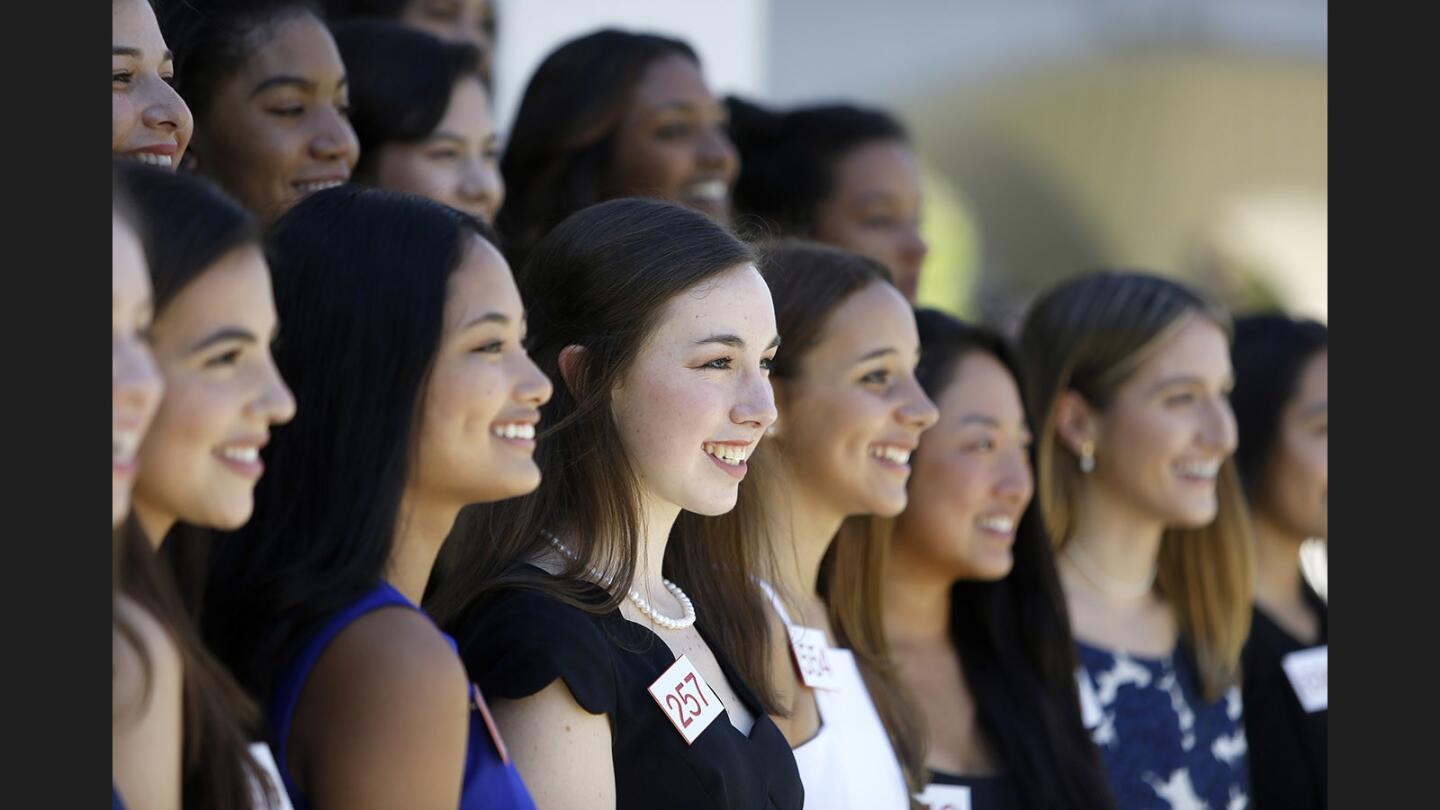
[1076,641,1250,810]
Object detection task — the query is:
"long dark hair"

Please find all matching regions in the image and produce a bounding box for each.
[752,239,927,792]
[725,97,909,240]
[332,20,483,181]
[112,163,274,810]
[202,187,494,705]
[1230,313,1328,501]
[427,198,783,712]
[494,29,700,268]
[908,308,1116,810]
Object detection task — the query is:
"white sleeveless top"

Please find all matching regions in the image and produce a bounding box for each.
[250,742,295,810]
[760,580,911,810]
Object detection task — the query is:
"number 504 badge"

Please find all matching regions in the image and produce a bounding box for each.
[788,625,840,691]
[648,654,725,745]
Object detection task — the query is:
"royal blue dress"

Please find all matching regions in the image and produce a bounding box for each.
[267,581,534,810]
[1077,640,1250,810]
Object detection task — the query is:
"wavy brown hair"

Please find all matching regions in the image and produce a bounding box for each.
[752,239,927,795]
[1018,270,1255,700]
[427,198,782,712]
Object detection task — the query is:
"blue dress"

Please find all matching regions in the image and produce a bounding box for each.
[112,786,124,809]
[267,581,534,810]
[1077,640,1250,810]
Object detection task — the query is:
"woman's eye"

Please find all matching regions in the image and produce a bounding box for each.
[473,340,504,354]
[701,357,733,370]
[1164,392,1196,407]
[427,149,462,161]
[205,349,243,368]
[656,123,693,140]
[112,71,132,85]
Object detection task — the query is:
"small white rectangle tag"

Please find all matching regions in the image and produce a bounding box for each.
[1282,644,1328,713]
[647,654,725,745]
[788,626,841,691]
[1076,667,1103,729]
[916,783,972,810]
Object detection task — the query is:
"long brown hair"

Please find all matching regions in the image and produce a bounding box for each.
[116,517,277,810]
[1018,270,1254,700]
[427,198,782,712]
[754,239,928,794]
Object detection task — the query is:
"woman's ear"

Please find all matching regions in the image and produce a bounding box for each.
[557,344,589,398]
[1053,389,1099,458]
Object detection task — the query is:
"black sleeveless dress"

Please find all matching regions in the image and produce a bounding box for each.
[447,565,804,809]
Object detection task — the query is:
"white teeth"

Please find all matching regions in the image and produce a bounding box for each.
[295,180,343,194]
[1178,460,1220,478]
[977,515,1016,534]
[869,445,912,465]
[126,152,173,167]
[220,446,259,463]
[112,430,140,462]
[492,423,535,440]
[684,180,727,202]
[703,442,750,466]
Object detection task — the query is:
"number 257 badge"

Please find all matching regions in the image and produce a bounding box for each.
[648,654,725,745]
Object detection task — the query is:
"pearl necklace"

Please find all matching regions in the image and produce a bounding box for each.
[541,530,697,631]
[1063,540,1157,601]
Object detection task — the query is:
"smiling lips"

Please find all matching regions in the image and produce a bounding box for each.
[869,443,915,473]
[113,425,144,477]
[1175,458,1221,483]
[214,441,265,479]
[120,143,176,168]
[703,440,753,479]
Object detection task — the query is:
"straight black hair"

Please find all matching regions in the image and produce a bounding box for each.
[725,96,909,240]
[332,20,482,181]
[911,308,1116,810]
[202,187,496,705]
[1230,313,1329,500]
[494,29,699,268]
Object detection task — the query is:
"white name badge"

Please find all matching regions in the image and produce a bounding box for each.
[1076,667,1103,729]
[916,783,972,810]
[648,654,725,745]
[788,625,841,691]
[1282,645,1328,713]
[248,742,296,810]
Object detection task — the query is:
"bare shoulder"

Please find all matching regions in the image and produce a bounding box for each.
[291,606,471,809]
[490,680,616,809]
[113,595,182,719]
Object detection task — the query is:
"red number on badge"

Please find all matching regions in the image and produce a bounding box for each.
[665,694,692,728]
[684,672,709,706]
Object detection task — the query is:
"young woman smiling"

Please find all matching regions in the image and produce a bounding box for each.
[334,21,503,224]
[159,0,359,222]
[428,199,803,810]
[883,310,1115,810]
[117,164,293,810]
[495,30,740,268]
[740,241,938,809]
[1018,271,1254,810]
[112,183,176,810]
[113,0,192,169]
[202,187,548,810]
[1231,314,1328,810]
[726,99,927,301]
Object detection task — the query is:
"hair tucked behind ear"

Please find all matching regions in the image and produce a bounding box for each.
[1019,270,1254,700]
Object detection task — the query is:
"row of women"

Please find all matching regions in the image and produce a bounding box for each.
[112,0,1328,808]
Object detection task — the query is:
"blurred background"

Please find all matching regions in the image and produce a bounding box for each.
[491,0,1326,332]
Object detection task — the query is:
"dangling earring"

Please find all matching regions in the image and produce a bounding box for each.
[1079,440,1095,474]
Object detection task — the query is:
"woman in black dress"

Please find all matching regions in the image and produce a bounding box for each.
[1231,314,1328,809]
[428,198,803,809]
